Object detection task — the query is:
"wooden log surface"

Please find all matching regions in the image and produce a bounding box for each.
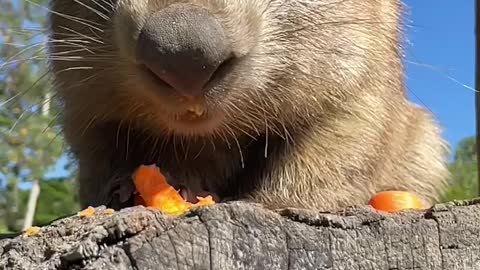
[1,199,480,270]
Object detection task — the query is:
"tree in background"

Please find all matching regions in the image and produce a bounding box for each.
[0,0,79,233]
[442,136,479,202]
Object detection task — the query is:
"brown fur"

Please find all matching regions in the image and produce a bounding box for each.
[47,0,450,211]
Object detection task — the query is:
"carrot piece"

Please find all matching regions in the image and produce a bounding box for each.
[103,208,115,215]
[195,196,215,207]
[23,226,41,236]
[132,165,215,216]
[78,206,96,218]
[368,191,425,213]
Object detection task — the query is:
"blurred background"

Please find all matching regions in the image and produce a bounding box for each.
[0,0,477,233]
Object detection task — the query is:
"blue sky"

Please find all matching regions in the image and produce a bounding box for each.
[403,0,475,154]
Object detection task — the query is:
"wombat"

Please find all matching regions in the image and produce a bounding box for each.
[47,0,449,211]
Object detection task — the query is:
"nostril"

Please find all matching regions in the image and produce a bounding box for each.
[204,55,236,88]
[140,64,175,90]
[140,55,236,93]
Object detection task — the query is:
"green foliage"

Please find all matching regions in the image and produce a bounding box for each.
[441,136,478,202]
[0,178,80,232]
[33,178,80,226]
[452,136,476,164]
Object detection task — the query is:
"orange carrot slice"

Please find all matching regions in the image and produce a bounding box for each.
[368,191,425,213]
[132,165,215,216]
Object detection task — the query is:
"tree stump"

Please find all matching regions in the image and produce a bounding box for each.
[1,200,480,269]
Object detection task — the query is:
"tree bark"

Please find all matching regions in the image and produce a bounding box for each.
[1,200,480,270]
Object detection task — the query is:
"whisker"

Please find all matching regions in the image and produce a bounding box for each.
[25,0,104,32]
[46,128,65,150]
[125,120,132,160]
[264,114,269,158]
[0,42,45,70]
[8,109,27,133]
[405,60,478,93]
[148,136,160,160]
[179,134,187,159]
[57,26,104,44]
[42,110,63,134]
[73,0,110,21]
[173,134,180,163]
[218,129,231,149]
[0,71,50,108]
[91,0,114,14]
[18,92,56,126]
[193,139,206,160]
[209,135,217,152]
[80,115,98,136]
[0,26,47,35]
[115,118,125,149]
[226,126,245,168]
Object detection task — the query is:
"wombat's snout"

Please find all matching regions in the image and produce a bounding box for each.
[136,4,232,97]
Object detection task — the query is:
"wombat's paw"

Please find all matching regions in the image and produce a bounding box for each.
[105,174,136,210]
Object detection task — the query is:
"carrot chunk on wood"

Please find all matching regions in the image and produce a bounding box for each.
[103,208,115,215]
[23,226,41,236]
[132,165,215,216]
[78,206,96,218]
[368,191,424,213]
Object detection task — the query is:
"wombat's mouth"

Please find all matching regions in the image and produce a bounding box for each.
[175,105,208,122]
[168,110,223,136]
[135,63,230,135]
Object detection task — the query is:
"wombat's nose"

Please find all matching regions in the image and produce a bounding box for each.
[136,4,231,97]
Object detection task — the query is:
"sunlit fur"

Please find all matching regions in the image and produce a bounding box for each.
[47,0,450,210]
